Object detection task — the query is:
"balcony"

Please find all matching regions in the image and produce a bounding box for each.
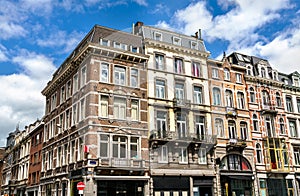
[99,158,146,169]
[261,104,277,114]
[226,138,247,152]
[173,98,191,109]
[150,130,174,141]
[226,107,237,117]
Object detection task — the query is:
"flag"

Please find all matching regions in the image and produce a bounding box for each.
[84,145,89,153]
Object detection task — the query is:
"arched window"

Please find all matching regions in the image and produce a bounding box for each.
[276,92,281,107]
[279,118,285,134]
[247,66,252,75]
[253,114,259,132]
[262,90,270,106]
[220,154,251,171]
[228,120,236,139]
[249,87,255,103]
[213,87,221,106]
[256,143,262,163]
[225,90,233,107]
[237,92,245,109]
[215,118,224,137]
[224,68,230,80]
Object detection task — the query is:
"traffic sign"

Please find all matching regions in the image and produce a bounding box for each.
[77,181,85,191]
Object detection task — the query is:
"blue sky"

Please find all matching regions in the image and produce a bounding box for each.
[0,0,300,146]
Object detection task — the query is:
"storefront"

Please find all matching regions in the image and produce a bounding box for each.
[152,176,190,196]
[193,177,214,196]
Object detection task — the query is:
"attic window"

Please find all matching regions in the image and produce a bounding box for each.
[131,46,138,53]
[173,37,181,46]
[294,78,299,87]
[114,42,121,49]
[100,39,109,46]
[236,54,244,61]
[154,32,162,41]
[191,41,198,49]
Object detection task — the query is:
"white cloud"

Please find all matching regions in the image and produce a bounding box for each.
[20,0,54,15]
[0,44,8,62]
[0,51,56,146]
[133,0,147,6]
[37,30,84,53]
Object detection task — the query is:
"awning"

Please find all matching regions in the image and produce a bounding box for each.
[221,172,254,180]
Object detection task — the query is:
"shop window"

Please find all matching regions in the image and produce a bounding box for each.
[259,179,267,196]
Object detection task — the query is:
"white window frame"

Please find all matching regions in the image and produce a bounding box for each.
[179,147,188,164]
[212,68,219,79]
[130,68,138,88]
[154,32,162,41]
[173,36,181,46]
[100,62,109,83]
[177,113,187,139]
[99,94,109,118]
[73,73,78,94]
[198,148,207,164]
[174,58,184,74]
[213,87,221,106]
[237,92,245,109]
[175,83,185,100]
[158,146,168,163]
[240,122,247,140]
[155,54,164,70]
[195,115,205,140]
[236,73,242,83]
[190,41,198,50]
[100,39,109,46]
[228,121,237,139]
[114,66,126,85]
[113,97,126,119]
[131,99,139,121]
[80,66,87,88]
[224,68,230,80]
[155,79,165,99]
[192,62,201,77]
[193,86,203,104]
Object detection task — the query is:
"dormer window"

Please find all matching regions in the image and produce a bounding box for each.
[121,43,127,50]
[294,78,299,87]
[114,42,121,49]
[261,67,266,78]
[190,41,198,50]
[247,66,252,75]
[100,39,109,46]
[154,32,162,41]
[131,46,138,53]
[173,37,181,46]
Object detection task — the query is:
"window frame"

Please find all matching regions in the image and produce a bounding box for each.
[114,65,126,86]
[155,79,166,99]
[100,62,109,83]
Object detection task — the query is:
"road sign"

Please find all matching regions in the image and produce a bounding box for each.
[77,181,85,191]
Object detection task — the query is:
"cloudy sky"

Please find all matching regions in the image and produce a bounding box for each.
[0,0,299,146]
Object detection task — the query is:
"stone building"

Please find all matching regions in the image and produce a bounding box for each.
[40,25,149,196]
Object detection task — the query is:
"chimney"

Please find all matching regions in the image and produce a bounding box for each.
[198,29,202,40]
[135,21,144,27]
[194,32,198,39]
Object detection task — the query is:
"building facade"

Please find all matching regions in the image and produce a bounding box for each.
[2,23,300,196]
[40,25,149,196]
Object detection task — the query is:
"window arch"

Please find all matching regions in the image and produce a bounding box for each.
[262,90,270,106]
[225,90,234,107]
[276,92,281,107]
[220,154,252,171]
[213,87,221,106]
[228,120,236,139]
[249,87,255,103]
[256,143,263,164]
[237,92,245,109]
[253,114,259,132]
[279,118,285,134]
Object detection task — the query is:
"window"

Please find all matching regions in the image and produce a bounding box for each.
[294,78,299,87]
[100,134,109,157]
[113,135,127,158]
[289,120,297,137]
[99,95,108,117]
[51,93,57,111]
[177,113,187,139]
[79,98,85,121]
[100,63,109,83]
[261,67,266,77]
[265,115,275,137]
[228,121,236,139]
[286,96,293,112]
[224,68,230,80]
[228,154,241,170]
[65,109,70,129]
[113,97,126,119]
[173,37,181,45]
[276,92,281,107]
[100,39,109,46]
[193,86,203,104]
[72,104,77,125]
[287,179,294,196]
[215,118,224,137]
[60,86,65,104]
[294,147,300,165]
[114,42,121,49]
[240,122,247,140]
[237,92,245,109]
[195,116,205,140]
[154,32,162,41]
[198,148,207,164]
[120,43,127,50]
[259,179,267,196]
[174,58,183,74]
[262,90,270,106]
[236,73,242,83]
[80,66,87,87]
[213,87,221,105]
[131,46,138,53]
[249,87,255,103]
[130,68,138,87]
[191,41,198,49]
[158,146,168,163]
[179,147,188,163]
[57,146,62,167]
[297,98,300,113]
[130,137,139,159]
[246,66,252,76]
[256,143,263,163]
[225,90,234,107]
[279,118,285,134]
[156,111,167,138]
[175,83,184,100]
[192,62,201,77]
[131,100,139,121]
[73,73,78,93]
[155,54,164,70]
[212,68,219,78]
[66,80,71,98]
[155,79,165,99]
[114,66,126,85]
